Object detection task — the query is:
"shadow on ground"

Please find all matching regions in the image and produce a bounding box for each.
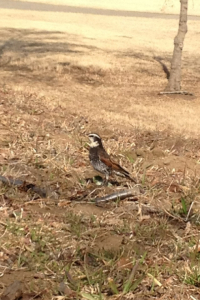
[0,28,100,82]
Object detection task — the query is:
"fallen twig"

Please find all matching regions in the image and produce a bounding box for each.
[95,187,144,204]
[159,91,193,96]
[185,201,194,222]
[0,175,48,198]
[95,188,188,221]
[0,221,7,227]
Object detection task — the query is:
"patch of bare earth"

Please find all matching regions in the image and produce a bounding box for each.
[0,21,200,300]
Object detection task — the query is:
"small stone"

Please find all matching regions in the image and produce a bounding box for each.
[163,159,171,165]
[136,149,145,157]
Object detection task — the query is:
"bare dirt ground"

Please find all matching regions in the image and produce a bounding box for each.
[0,2,200,300]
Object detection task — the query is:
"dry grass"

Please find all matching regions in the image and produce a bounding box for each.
[0,3,200,300]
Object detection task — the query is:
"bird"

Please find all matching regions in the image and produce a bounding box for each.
[88,133,137,184]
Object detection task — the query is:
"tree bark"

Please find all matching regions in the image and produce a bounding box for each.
[165,0,188,92]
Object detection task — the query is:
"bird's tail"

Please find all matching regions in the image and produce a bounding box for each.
[125,172,137,183]
[114,165,137,184]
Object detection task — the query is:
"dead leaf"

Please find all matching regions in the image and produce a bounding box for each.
[167,183,182,193]
[117,257,133,270]
[58,282,76,298]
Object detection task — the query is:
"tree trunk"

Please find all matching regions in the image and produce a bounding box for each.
[165,0,188,92]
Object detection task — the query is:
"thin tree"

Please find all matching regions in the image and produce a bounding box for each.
[161,0,192,95]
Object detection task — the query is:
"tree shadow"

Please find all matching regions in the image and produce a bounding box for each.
[0,28,86,56]
[0,28,96,60]
[123,50,200,82]
[153,56,170,79]
[0,27,100,84]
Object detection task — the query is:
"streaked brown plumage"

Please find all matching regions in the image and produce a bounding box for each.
[88,133,136,183]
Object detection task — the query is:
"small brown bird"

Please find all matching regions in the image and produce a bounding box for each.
[88,133,136,183]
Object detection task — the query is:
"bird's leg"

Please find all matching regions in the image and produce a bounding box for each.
[103,173,109,186]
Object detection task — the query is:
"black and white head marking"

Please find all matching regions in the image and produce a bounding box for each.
[88,133,101,148]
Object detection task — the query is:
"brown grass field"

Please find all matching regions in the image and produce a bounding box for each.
[0,2,200,300]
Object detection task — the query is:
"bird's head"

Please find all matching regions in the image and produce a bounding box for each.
[88,133,102,148]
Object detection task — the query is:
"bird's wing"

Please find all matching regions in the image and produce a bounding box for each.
[99,152,129,174]
[97,148,112,166]
[110,158,137,183]
[100,154,137,183]
[99,154,113,168]
[111,160,130,175]
[98,149,137,183]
